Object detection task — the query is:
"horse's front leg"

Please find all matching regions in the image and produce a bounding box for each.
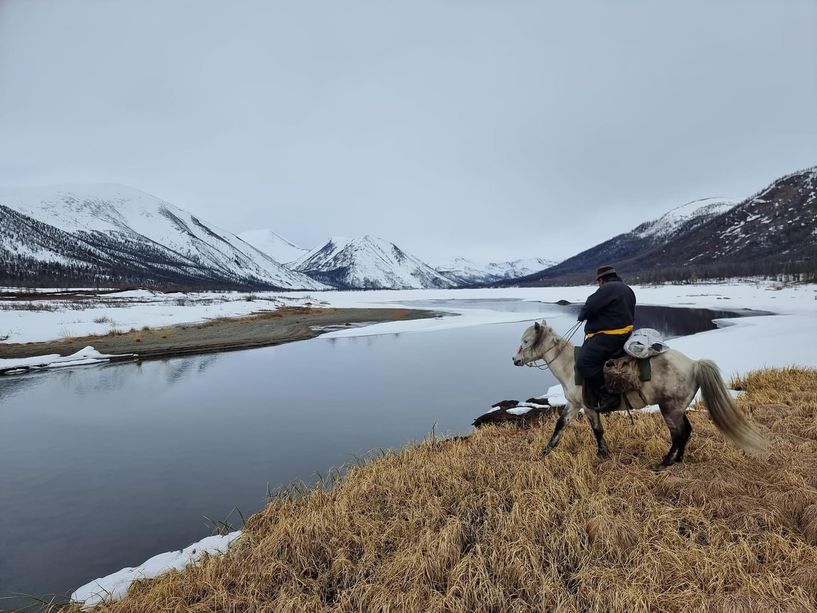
[584,407,610,458]
[541,403,579,457]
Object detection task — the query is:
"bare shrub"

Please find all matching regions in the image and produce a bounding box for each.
[0,301,57,312]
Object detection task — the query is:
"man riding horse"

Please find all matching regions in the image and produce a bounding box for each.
[576,265,635,412]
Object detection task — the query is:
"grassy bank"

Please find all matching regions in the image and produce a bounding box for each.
[83,368,817,612]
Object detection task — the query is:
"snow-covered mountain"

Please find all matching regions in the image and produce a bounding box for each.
[292,235,456,289]
[237,229,308,264]
[515,166,817,285]
[513,195,740,285]
[435,257,557,285]
[0,184,326,290]
[633,197,736,239]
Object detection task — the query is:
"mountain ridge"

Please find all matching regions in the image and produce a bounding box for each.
[238,228,308,265]
[435,257,558,286]
[511,166,817,286]
[0,184,326,290]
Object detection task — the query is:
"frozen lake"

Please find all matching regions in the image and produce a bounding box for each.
[0,299,749,606]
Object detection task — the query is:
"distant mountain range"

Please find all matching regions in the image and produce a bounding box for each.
[0,183,549,291]
[291,235,456,290]
[434,257,558,286]
[512,166,817,285]
[1,165,813,291]
[0,184,326,290]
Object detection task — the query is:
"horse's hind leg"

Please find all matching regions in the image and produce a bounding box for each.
[676,415,692,462]
[541,404,579,457]
[585,407,610,458]
[657,402,690,469]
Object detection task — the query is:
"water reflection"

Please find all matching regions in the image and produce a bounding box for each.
[163,354,220,385]
[0,372,48,404]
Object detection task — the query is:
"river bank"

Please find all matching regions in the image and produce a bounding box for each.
[70,367,817,612]
[3,282,817,607]
[0,306,437,363]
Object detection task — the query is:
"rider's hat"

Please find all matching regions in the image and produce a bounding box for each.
[596,265,617,281]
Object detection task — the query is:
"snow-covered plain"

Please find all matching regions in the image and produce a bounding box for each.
[0,289,326,344]
[2,281,816,379]
[58,280,816,607]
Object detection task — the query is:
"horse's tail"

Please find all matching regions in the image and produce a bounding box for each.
[694,359,766,453]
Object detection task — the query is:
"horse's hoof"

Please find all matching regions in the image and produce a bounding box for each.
[652,462,671,472]
[541,446,552,458]
[597,449,610,459]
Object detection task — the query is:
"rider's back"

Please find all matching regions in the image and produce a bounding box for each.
[579,278,636,334]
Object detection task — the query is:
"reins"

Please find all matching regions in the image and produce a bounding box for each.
[526,320,583,370]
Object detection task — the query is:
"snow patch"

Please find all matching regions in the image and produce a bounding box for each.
[0,346,136,373]
[71,531,241,608]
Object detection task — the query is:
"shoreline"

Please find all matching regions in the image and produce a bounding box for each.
[0,306,438,363]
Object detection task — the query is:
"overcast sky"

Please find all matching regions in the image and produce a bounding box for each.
[1,0,815,264]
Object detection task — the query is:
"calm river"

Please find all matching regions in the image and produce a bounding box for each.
[0,300,747,606]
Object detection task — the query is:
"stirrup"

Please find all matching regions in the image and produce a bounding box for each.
[596,393,620,413]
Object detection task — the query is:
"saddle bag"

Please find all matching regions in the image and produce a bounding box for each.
[603,356,651,393]
[573,347,652,390]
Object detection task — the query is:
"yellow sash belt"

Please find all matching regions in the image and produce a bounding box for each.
[585,324,634,340]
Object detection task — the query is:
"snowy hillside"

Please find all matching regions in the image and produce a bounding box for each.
[436,257,557,285]
[292,236,456,289]
[633,198,737,239]
[0,184,326,290]
[237,229,309,264]
[684,167,817,266]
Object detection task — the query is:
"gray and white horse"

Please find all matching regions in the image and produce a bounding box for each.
[512,321,765,469]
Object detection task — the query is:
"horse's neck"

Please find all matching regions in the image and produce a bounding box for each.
[541,331,576,388]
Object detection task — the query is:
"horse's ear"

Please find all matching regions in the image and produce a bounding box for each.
[534,321,541,331]
[541,319,547,327]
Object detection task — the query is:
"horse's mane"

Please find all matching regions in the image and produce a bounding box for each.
[550,326,574,350]
[537,324,574,353]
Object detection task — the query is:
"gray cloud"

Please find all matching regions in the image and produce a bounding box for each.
[1,0,815,264]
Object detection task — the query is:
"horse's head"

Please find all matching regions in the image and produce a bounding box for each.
[512,320,547,366]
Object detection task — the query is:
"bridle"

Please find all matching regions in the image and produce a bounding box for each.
[522,320,583,370]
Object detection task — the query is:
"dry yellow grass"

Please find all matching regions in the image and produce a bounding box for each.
[87,368,817,612]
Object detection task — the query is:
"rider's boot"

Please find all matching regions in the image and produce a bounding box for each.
[596,387,621,413]
[588,373,620,413]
